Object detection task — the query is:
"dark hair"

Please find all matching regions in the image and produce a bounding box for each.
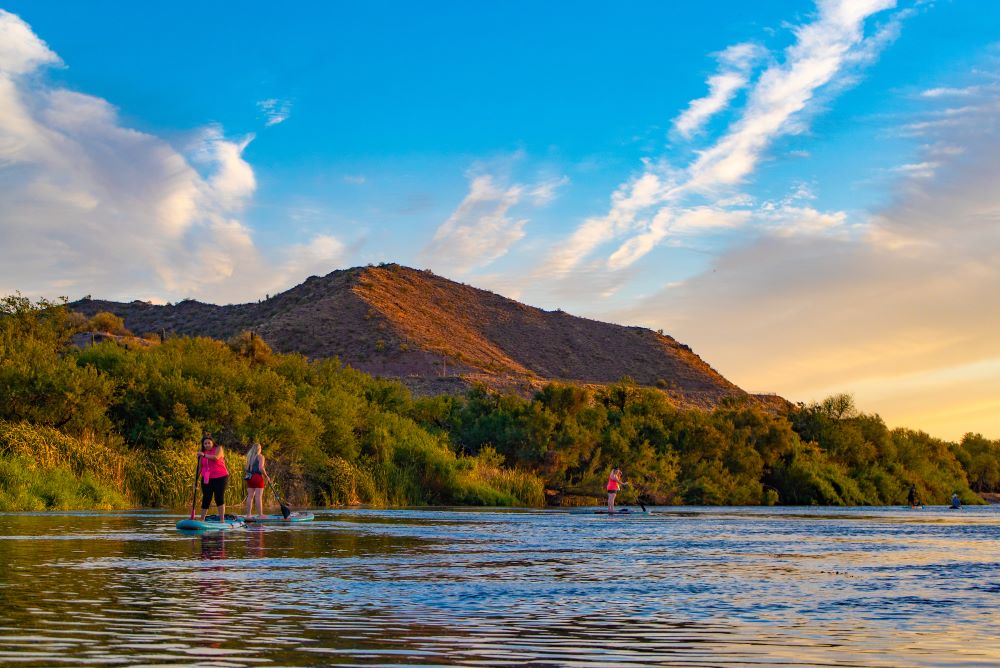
[201,437,214,451]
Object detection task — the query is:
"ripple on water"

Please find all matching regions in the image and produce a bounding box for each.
[0,507,998,666]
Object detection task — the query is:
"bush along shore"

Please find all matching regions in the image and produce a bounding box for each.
[1,295,997,511]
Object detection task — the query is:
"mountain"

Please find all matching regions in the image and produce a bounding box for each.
[70,264,762,408]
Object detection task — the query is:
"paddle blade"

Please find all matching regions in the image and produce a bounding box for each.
[280,502,291,519]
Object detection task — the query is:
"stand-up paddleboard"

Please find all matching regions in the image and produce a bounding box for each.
[572,508,650,515]
[205,512,314,523]
[245,512,314,523]
[176,517,246,531]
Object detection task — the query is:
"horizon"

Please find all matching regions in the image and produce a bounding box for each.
[1,2,998,441]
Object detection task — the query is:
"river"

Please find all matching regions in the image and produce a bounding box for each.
[0,506,997,666]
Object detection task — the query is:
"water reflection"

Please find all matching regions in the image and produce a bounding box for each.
[0,507,997,666]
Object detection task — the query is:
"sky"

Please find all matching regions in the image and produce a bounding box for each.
[1,1,999,441]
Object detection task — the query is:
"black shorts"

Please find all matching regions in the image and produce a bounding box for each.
[201,475,228,509]
[607,490,618,496]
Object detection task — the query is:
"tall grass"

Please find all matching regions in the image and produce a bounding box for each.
[0,421,256,511]
[0,454,128,511]
[0,420,127,487]
[454,447,545,506]
[0,421,130,510]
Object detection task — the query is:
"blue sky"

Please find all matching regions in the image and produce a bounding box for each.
[1,1,999,439]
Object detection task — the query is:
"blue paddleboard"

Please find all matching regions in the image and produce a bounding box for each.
[175,518,246,531]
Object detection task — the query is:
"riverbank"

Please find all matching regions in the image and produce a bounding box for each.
[3,297,998,511]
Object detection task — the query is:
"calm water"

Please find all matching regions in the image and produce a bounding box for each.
[0,506,998,667]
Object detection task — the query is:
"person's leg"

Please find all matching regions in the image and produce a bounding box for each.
[200,480,212,521]
[251,487,262,517]
[214,476,227,522]
[608,491,615,513]
[245,487,253,517]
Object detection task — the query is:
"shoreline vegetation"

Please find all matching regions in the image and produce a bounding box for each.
[1,295,997,512]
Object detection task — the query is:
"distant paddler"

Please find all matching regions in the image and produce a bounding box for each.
[198,434,230,522]
[607,467,627,513]
[907,484,921,509]
[244,442,271,519]
[950,492,961,510]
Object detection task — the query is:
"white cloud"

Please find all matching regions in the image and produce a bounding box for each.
[546,0,902,278]
[920,86,981,98]
[902,98,1000,136]
[343,174,367,185]
[546,165,679,275]
[688,0,897,190]
[0,11,342,304]
[613,72,1000,439]
[607,206,751,270]
[421,175,528,274]
[279,234,347,281]
[673,42,767,138]
[257,98,292,127]
[528,176,569,206]
[891,160,939,179]
[760,204,848,236]
[0,10,60,74]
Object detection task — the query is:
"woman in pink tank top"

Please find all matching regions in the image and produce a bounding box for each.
[607,467,625,513]
[199,436,229,521]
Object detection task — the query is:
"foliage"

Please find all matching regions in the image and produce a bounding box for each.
[0,295,995,509]
[89,312,130,336]
[0,455,128,511]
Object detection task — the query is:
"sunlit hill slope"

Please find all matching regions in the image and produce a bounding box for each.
[71,264,767,409]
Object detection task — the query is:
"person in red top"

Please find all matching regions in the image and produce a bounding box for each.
[244,442,271,518]
[198,435,229,522]
[607,467,626,513]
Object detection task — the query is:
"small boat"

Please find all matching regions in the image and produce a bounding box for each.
[245,512,314,523]
[175,517,246,531]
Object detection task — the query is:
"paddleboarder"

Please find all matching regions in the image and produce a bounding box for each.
[244,442,271,519]
[907,484,920,509]
[607,467,626,513]
[951,492,961,509]
[199,435,229,522]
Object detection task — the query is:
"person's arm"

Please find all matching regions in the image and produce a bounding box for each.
[261,456,270,480]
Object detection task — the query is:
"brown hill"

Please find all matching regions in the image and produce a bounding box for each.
[70,264,757,408]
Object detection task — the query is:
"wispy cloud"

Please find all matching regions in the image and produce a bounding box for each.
[257,98,292,127]
[544,0,902,279]
[422,161,568,275]
[527,176,569,206]
[920,85,982,98]
[891,160,939,179]
[613,68,1000,439]
[673,42,767,138]
[421,175,528,275]
[0,11,341,303]
[687,0,897,190]
[546,165,679,275]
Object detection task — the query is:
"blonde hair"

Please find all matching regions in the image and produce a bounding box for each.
[245,442,263,473]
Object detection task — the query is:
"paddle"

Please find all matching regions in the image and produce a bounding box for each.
[267,478,292,519]
[188,455,201,520]
[630,490,647,513]
[622,477,647,512]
